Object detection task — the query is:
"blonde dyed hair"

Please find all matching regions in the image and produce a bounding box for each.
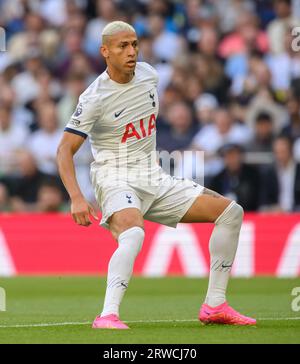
[102,21,136,44]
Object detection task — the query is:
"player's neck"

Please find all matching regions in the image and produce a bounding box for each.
[106,66,134,84]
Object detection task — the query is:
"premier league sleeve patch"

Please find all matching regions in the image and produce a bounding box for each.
[65,95,100,135]
[74,103,83,118]
[70,103,83,127]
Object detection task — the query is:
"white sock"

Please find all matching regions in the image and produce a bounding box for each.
[101,226,144,317]
[205,201,243,307]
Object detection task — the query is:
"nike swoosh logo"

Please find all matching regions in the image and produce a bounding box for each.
[115,108,126,118]
[221,264,232,268]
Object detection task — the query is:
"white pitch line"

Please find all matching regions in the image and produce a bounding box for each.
[0,317,300,328]
[0,321,91,328]
[128,317,300,322]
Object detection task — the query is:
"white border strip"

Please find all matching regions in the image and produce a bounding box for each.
[0,317,299,328]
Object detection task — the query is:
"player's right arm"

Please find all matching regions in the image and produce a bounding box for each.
[57,132,98,226]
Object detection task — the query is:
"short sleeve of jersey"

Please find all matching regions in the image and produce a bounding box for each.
[64,94,101,139]
[140,62,159,87]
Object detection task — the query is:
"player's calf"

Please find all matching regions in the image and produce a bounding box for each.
[94,205,145,327]
[204,201,243,307]
[198,201,256,325]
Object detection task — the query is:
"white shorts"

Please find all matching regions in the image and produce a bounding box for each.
[91,169,204,230]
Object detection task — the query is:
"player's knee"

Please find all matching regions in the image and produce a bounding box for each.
[118,215,143,232]
[216,201,244,227]
[109,210,144,239]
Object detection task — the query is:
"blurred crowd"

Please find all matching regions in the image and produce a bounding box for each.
[1,0,300,213]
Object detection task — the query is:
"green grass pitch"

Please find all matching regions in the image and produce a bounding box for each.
[0,277,299,344]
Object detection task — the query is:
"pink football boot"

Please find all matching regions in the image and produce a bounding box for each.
[92,314,129,329]
[199,302,256,326]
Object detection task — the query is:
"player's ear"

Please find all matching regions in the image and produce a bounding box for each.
[100,45,109,59]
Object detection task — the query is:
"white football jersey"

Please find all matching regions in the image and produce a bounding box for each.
[65,62,161,194]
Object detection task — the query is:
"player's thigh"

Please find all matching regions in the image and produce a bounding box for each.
[108,207,144,240]
[144,175,203,228]
[180,188,232,223]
